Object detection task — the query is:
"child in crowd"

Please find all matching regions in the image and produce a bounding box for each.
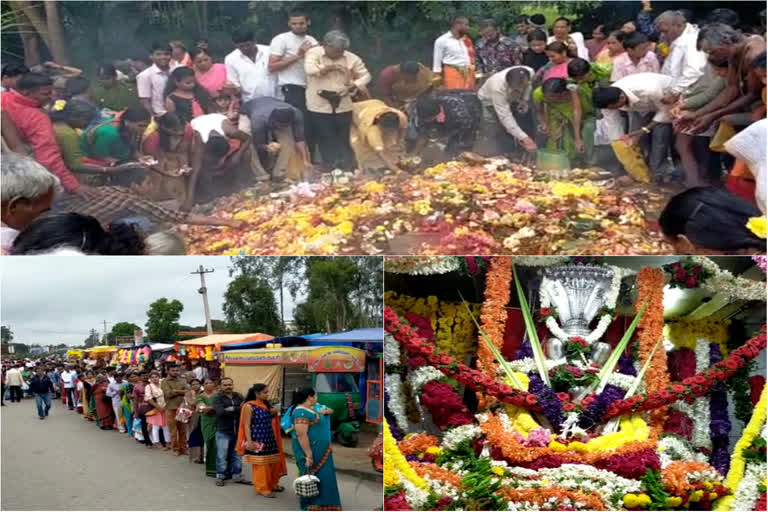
[523,29,549,72]
[163,67,211,125]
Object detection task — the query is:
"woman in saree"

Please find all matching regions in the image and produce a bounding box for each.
[81,370,96,421]
[185,379,204,464]
[121,373,136,437]
[533,77,591,162]
[290,388,342,511]
[237,384,287,498]
[145,370,171,450]
[92,374,114,430]
[196,378,218,477]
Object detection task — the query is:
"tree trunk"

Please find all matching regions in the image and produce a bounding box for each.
[14,8,40,66]
[10,1,52,53]
[43,0,70,64]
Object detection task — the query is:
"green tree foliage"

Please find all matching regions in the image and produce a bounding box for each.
[102,321,141,345]
[146,298,184,342]
[293,257,382,334]
[222,274,283,336]
[83,328,100,348]
[1,325,13,343]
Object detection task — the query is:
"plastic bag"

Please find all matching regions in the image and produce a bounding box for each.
[611,140,651,183]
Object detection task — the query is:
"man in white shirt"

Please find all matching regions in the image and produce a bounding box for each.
[136,42,176,117]
[192,361,208,382]
[269,11,319,158]
[594,73,677,180]
[60,364,78,410]
[433,16,475,90]
[477,66,537,154]
[225,29,279,104]
[654,11,707,102]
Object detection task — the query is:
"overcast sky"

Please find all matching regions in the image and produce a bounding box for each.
[1,257,302,347]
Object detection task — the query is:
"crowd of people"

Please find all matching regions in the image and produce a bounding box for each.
[0,3,766,256]
[1,358,343,510]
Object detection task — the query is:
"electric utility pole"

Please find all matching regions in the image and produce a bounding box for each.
[102,320,111,345]
[191,265,214,335]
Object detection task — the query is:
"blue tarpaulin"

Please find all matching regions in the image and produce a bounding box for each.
[220,333,324,352]
[308,328,383,344]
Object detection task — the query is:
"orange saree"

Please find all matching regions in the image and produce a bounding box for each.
[237,399,287,496]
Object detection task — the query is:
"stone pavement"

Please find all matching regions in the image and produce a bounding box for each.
[1,398,382,510]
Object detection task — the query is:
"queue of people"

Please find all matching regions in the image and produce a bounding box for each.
[0,5,766,256]
[2,359,343,510]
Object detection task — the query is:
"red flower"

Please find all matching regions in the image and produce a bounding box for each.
[512,395,525,407]
[675,268,687,281]
[439,355,452,365]
[726,359,741,370]
[525,395,538,405]
[563,403,575,411]
[584,368,600,374]
[428,354,441,365]
[557,392,570,402]
[582,396,595,406]
[685,277,698,288]
[659,389,673,400]
[693,376,707,385]
[683,377,694,385]
[540,308,553,316]
[671,384,686,393]
[420,345,434,356]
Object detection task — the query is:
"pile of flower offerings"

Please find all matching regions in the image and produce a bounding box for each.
[180,160,673,255]
[383,256,767,511]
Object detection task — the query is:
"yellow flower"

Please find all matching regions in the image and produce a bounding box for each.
[425,446,441,455]
[703,482,713,490]
[709,493,719,501]
[337,221,354,235]
[362,182,386,194]
[690,490,703,502]
[411,199,432,215]
[491,466,505,476]
[637,494,652,505]
[550,181,601,199]
[666,496,683,507]
[623,494,639,508]
[549,441,568,452]
[746,216,767,239]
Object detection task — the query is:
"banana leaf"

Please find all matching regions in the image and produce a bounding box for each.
[512,264,550,386]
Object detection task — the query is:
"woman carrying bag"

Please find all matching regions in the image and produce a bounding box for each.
[289,388,342,511]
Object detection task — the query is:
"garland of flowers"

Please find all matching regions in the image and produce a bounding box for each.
[714,385,767,511]
[709,343,731,476]
[664,258,713,289]
[384,418,431,508]
[420,380,474,431]
[694,257,767,302]
[661,461,725,497]
[458,256,490,277]
[386,375,410,433]
[399,433,439,456]
[539,265,623,345]
[513,256,570,267]
[499,488,607,511]
[634,267,669,436]
[692,339,713,450]
[664,319,730,357]
[753,255,767,274]
[657,434,709,468]
[385,307,542,411]
[384,256,462,275]
[604,327,766,419]
[477,256,512,376]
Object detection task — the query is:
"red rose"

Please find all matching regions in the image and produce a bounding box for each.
[499,385,513,395]
[584,368,600,374]
[685,277,698,288]
[691,384,705,395]
[525,395,538,405]
[693,376,707,385]
[557,392,570,402]
[660,390,673,400]
[692,265,702,274]
[428,354,441,365]
[541,308,553,316]
[512,395,525,406]
[420,345,434,356]
[563,403,575,411]
[683,377,694,385]
[671,384,686,394]
[675,269,687,280]
[439,355,452,365]
[726,359,741,370]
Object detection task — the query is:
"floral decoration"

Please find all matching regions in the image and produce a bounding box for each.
[664,258,712,289]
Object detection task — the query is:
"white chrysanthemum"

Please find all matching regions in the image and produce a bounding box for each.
[385,375,409,432]
[384,334,401,367]
[441,424,482,451]
[692,339,713,450]
[730,462,767,512]
[409,366,445,394]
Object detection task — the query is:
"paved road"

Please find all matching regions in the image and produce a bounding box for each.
[1,399,382,510]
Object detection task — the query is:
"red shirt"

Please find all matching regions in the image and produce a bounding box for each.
[1,90,80,191]
[376,65,400,97]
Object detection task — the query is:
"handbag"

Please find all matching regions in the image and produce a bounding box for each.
[293,446,332,498]
[175,406,193,424]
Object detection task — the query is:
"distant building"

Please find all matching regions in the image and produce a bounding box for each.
[29,346,45,355]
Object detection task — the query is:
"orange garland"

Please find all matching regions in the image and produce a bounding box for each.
[398,433,439,456]
[500,488,606,511]
[480,412,659,465]
[477,257,512,409]
[634,267,669,436]
[661,461,716,496]
[410,462,464,487]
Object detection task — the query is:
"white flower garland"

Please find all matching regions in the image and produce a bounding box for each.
[728,462,767,512]
[695,257,767,302]
[384,334,401,367]
[540,265,623,344]
[513,256,570,267]
[440,424,482,451]
[397,469,430,508]
[657,435,709,468]
[692,339,712,450]
[409,366,445,394]
[384,256,462,275]
[385,375,409,433]
[422,475,461,500]
[506,357,638,392]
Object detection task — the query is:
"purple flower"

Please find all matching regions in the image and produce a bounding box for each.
[527,373,564,432]
[578,384,625,430]
[709,343,731,475]
[753,256,767,275]
[514,341,534,360]
[618,353,637,376]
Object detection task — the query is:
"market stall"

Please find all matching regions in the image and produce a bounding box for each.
[221,345,366,446]
[383,256,767,511]
[174,333,273,379]
[180,159,672,255]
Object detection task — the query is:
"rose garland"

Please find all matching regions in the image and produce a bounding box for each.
[539,265,623,345]
[634,267,669,435]
[604,327,766,419]
[477,256,512,376]
[385,307,542,411]
[714,385,767,511]
[384,256,462,275]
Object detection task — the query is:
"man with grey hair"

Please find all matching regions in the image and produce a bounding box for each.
[1,153,61,254]
[304,30,371,170]
[655,10,707,103]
